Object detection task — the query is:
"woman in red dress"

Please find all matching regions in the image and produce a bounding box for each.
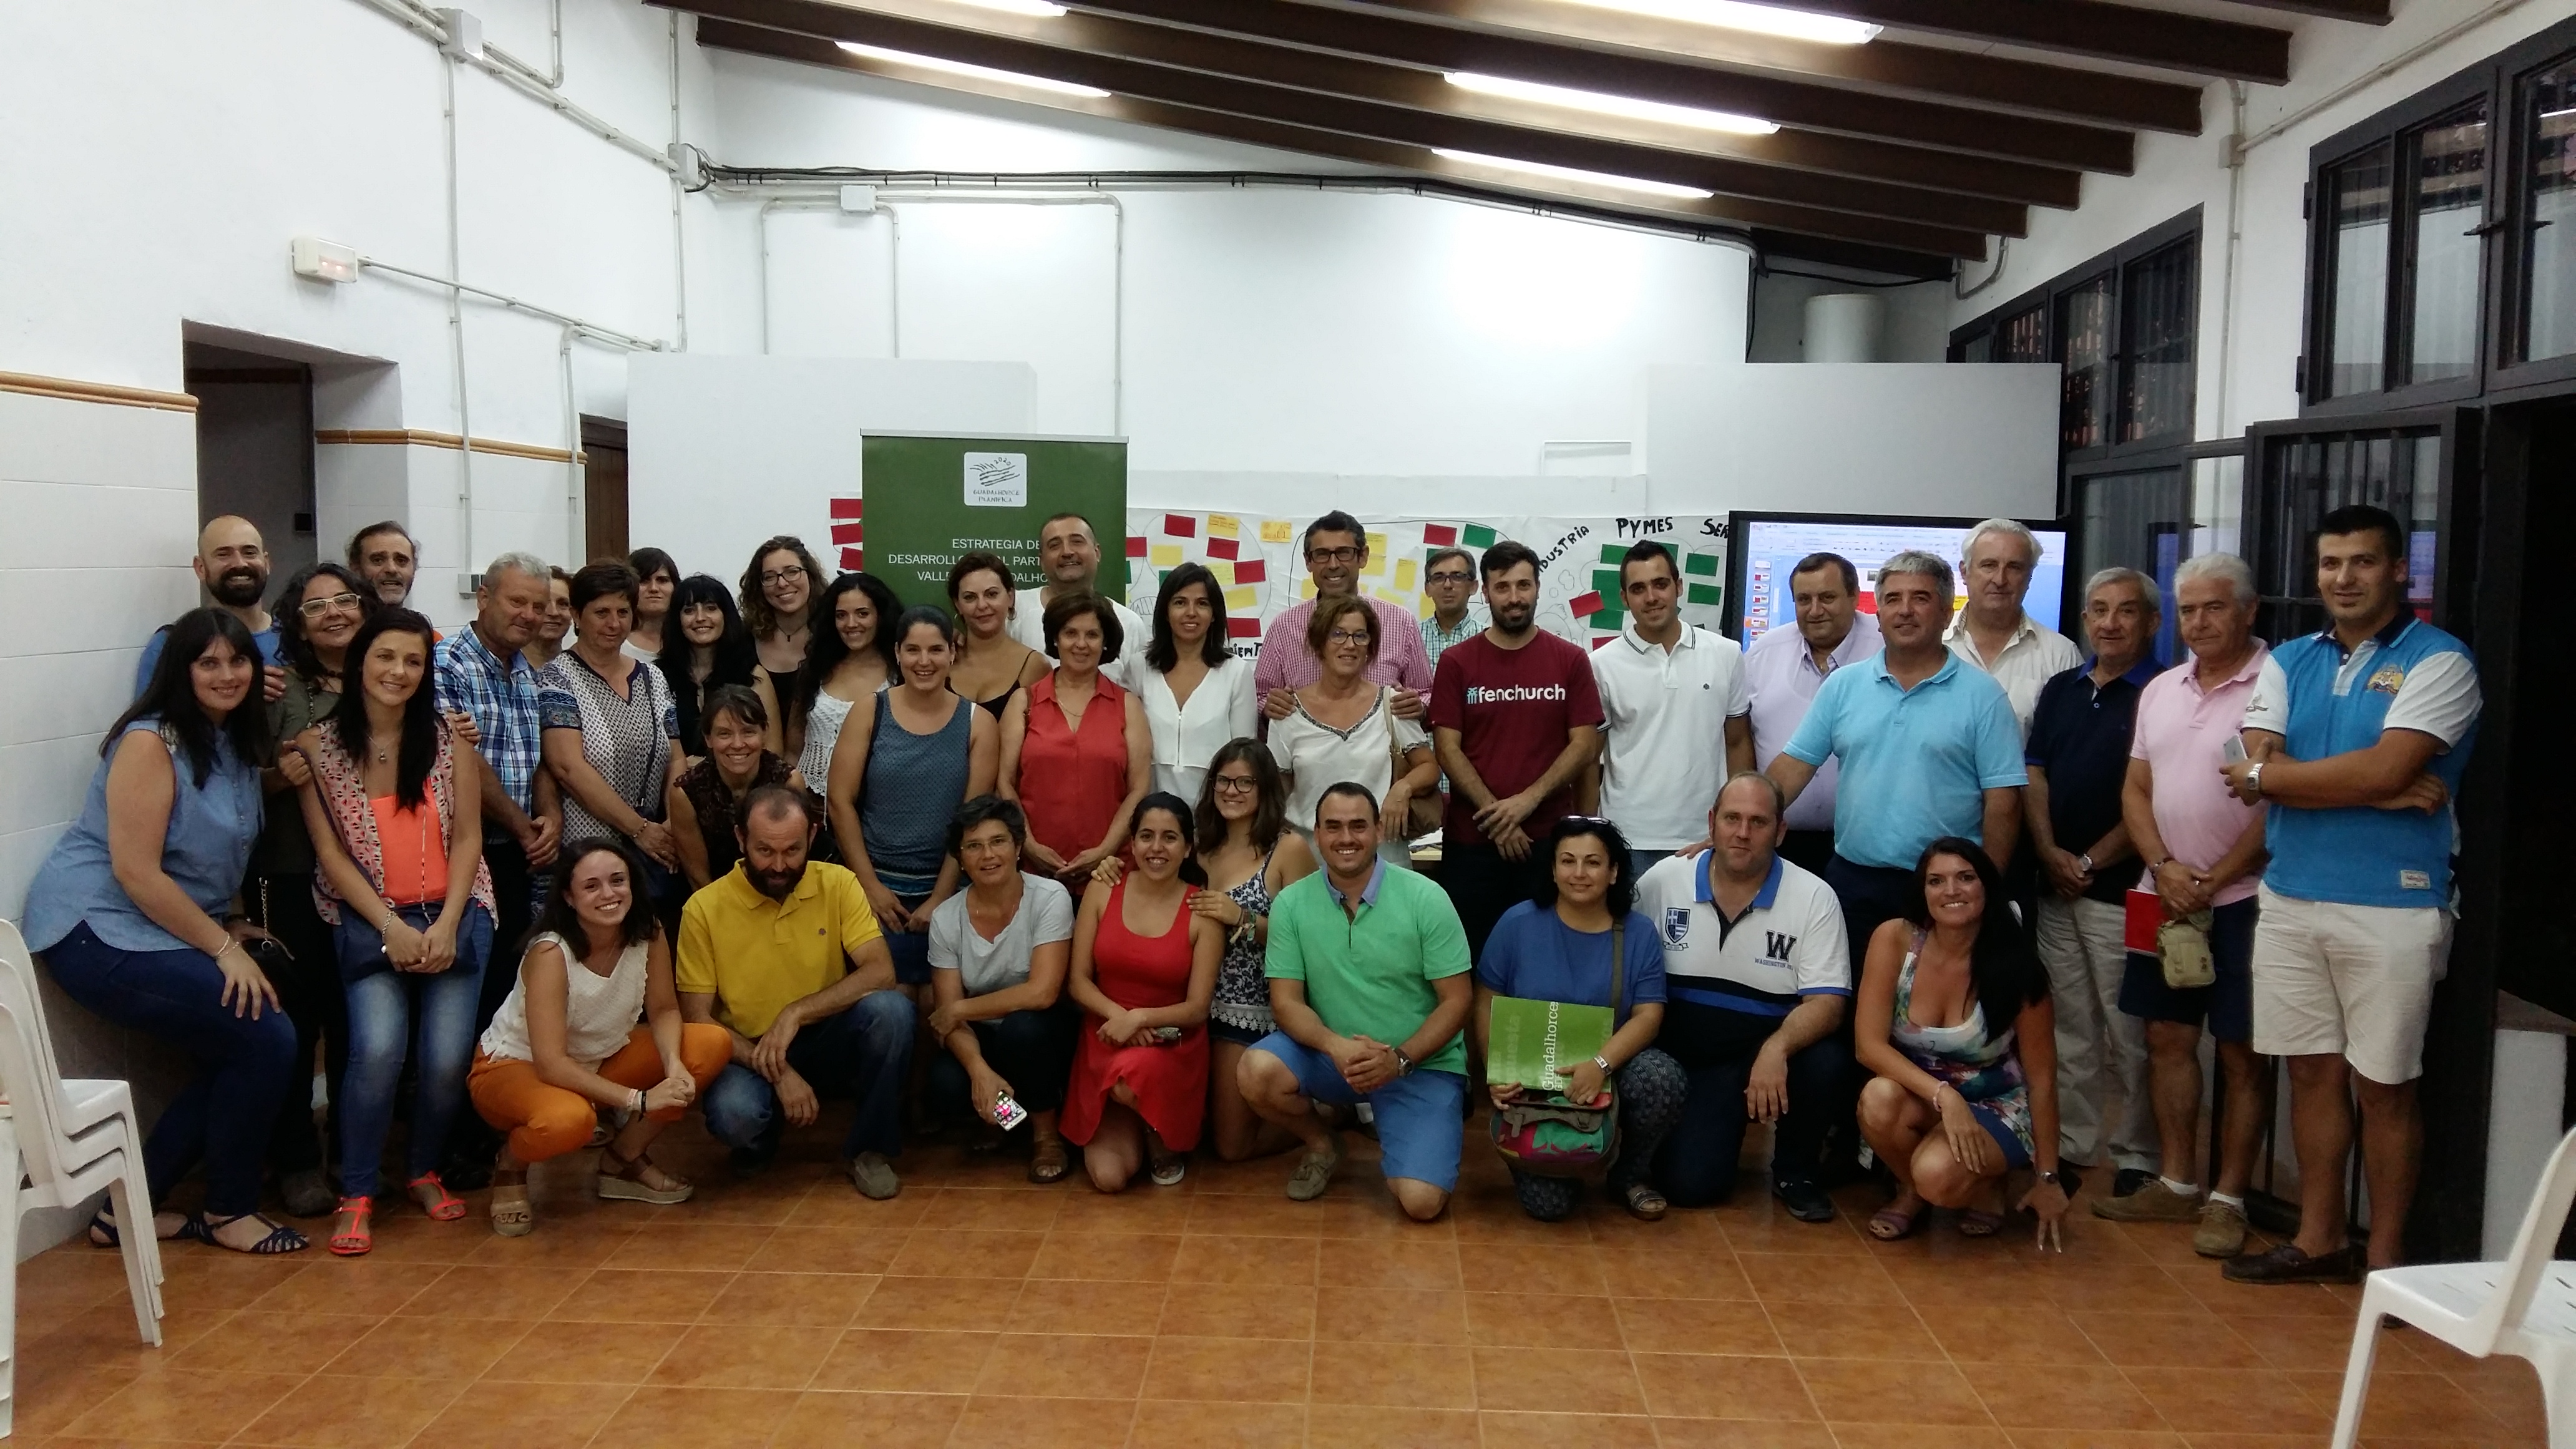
[997,592,1151,888]
[1061,792,1225,1191]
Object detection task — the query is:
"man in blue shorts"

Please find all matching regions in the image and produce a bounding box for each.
[1241,782,1473,1222]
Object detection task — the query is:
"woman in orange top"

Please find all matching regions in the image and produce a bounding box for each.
[297,609,494,1256]
[998,592,1151,887]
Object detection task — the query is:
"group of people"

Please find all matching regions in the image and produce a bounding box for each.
[26,500,2474,1286]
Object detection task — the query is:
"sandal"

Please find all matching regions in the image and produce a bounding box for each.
[597,1148,694,1206]
[329,1196,374,1257]
[1957,1208,2007,1238]
[1622,1182,1669,1221]
[407,1171,467,1222]
[489,1170,535,1238]
[1028,1136,1070,1185]
[1867,1201,1926,1242]
[203,1212,311,1256]
[1149,1152,1188,1188]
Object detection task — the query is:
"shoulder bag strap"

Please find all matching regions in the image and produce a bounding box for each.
[1610,922,1625,1021]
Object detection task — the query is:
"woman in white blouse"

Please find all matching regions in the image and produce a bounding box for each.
[1138,562,1257,802]
[1266,593,1435,861]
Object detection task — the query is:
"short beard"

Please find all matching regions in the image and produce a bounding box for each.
[210,569,267,608]
[1491,606,1534,637]
[748,862,805,900]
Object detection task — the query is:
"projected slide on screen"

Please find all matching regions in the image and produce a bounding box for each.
[1737,517,2066,644]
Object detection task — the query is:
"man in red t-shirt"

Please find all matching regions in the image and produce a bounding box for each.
[1429,540,1606,960]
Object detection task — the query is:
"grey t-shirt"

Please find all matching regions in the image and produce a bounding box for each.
[928,872,1076,997]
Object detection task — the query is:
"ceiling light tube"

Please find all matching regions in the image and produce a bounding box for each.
[1431,147,1715,199]
[1448,71,1778,135]
[947,0,1069,14]
[837,40,1110,97]
[1561,0,1881,46]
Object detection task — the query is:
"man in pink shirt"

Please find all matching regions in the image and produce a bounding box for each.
[1256,511,1433,724]
[2094,553,2271,1260]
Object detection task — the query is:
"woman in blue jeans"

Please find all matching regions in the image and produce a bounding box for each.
[26,608,308,1255]
[296,608,494,1254]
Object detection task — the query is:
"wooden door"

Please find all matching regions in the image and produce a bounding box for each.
[581,415,628,565]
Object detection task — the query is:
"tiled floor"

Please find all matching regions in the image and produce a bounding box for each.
[2,1113,2549,1448]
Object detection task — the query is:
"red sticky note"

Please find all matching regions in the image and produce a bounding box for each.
[1126,535,1149,557]
[1232,559,1267,583]
[830,497,863,520]
[1423,523,1458,547]
[839,546,864,570]
[1227,616,1263,638]
[1590,635,1613,650]
[1207,536,1239,560]
[829,522,864,545]
[1568,590,1604,617]
[1163,514,1197,538]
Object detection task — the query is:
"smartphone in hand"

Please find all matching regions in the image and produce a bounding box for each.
[992,1094,1030,1131]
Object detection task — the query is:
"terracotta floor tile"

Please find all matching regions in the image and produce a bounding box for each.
[1633,1352,1817,1420]
[1458,1241,1611,1295]
[1471,1344,1646,1414]
[917,1186,1068,1231]
[1169,1232,1318,1286]
[2006,1432,2190,1449]
[1312,1285,1471,1344]
[1615,1295,1788,1356]
[1931,1303,2114,1365]
[1305,1403,1482,1445]
[462,1223,639,1269]
[1062,1185,1199,1231]
[226,1372,463,1447]
[545,1267,734,1323]
[1314,1196,1455,1239]
[2326,1365,2523,1440]
[0,1360,149,1439]
[1597,1246,1757,1300]
[1797,1357,1994,1426]
[696,1269,876,1328]
[1760,1300,1936,1361]
[1027,1230,1182,1281]
[1829,1425,1998,1449]
[404,1378,624,1449]
[1156,1282,1312,1339]
[1182,1192,1327,1237]
[1141,1334,1314,1402]
[58,1368,304,1443]
[599,1222,773,1274]
[587,1384,802,1448]
[158,1310,374,1376]
[153,1252,314,1312]
[746,1225,905,1275]
[2181,1273,2354,1318]
[313,1312,535,1379]
[851,1273,1022,1331]
[2226,1311,2412,1372]
[948,1393,1140,1446]
[1128,1397,1309,1447]
[239,1258,447,1317]
[1963,1361,2167,1430]
[393,1262,590,1320]
[1447,1193,1585,1243]
[1307,1339,1476,1410]
[1317,1236,1463,1289]
[646,1322,838,1390]
[2062,1309,2243,1368]
[1463,1290,1623,1349]
[2124,1367,2335,1435]
[1651,1418,1840,1448]
[1478,1408,1660,1447]
[1740,1253,1905,1305]
[810,1327,998,1393]
[2039,1263,2210,1315]
[477,1317,687,1383]
[768,1390,965,1449]
[783,1185,932,1229]
[27,1299,218,1373]
[975,1330,1154,1398]
[1009,1277,1171,1334]
[886,1226,1046,1279]
[1720,1215,1876,1257]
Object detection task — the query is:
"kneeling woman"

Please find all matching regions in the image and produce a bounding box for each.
[1061,793,1224,1191]
[466,840,731,1235]
[925,796,1082,1183]
[297,609,497,1253]
[1855,838,2072,1245]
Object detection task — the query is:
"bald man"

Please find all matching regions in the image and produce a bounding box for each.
[134,515,287,699]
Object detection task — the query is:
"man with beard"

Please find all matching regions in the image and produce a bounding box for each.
[135,515,286,697]
[1257,512,1435,723]
[348,520,420,607]
[680,786,917,1198]
[1429,540,1604,960]
[1005,511,1144,690]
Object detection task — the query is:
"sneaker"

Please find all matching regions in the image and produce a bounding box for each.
[2113,1167,2157,1198]
[1286,1133,1347,1202]
[2092,1179,2201,1223]
[2193,1199,2250,1259]
[848,1152,902,1201]
[1772,1178,1837,1224]
[2220,1242,2363,1284]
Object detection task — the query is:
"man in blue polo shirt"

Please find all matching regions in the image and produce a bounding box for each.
[1769,550,2027,973]
[2220,504,2478,1285]
[1636,774,1850,1221]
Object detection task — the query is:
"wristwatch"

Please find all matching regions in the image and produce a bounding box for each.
[1391,1047,1414,1076]
[2245,761,2265,799]
[2076,853,2094,876]
[1592,1053,1613,1075]
[2035,1168,2064,1189]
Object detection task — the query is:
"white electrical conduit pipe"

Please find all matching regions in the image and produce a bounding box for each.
[2230,0,2537,160]
[349,0,675,175]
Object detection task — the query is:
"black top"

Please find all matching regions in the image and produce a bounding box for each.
[2025,655,2162,905]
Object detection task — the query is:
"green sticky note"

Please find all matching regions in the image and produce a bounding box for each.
[1688,582,1723,606]
[1592,605,1625,629]
[1463,524,1498,549]
[1684,552,1719,577]
[1599,543,1628,566]
[1591,568,1621,597]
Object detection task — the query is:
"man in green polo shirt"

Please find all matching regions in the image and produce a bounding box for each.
[1242,781,1473,1221]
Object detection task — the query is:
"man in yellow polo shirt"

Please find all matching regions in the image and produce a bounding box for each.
[680,786,915,1198]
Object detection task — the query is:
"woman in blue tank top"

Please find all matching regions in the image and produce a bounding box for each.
[26,610,309,1255]
[827,607,998,987]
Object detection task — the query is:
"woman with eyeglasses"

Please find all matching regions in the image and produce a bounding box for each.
[1191,740,1314,1160]
[738,535,827,754]
[1139,562,1257,804]
[243,562,378,1217]
[946,551,1048,718]
[625,547,680,662]
[1265,593,1435,861]
[656,573,761,759]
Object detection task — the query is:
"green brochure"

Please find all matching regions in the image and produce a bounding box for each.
[1486,995,1615,1096]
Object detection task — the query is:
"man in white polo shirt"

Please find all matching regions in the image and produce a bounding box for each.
[1634,774,1850,1222]
[1946,517,2082,738]
[1594,540,1752,878]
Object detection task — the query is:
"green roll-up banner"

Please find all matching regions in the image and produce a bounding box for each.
[859,432,1128,610]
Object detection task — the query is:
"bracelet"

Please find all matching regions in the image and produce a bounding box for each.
[632,1088,648,1116]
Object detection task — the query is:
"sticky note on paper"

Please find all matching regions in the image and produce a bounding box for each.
[1225,586,1257,610]
[840,546,864,569]
[1423,523,1458,547]
[1362,554,1387,578]
[1685,552,1719,577]
[1126,535,1149,557]
[1299,578,1317,599]
[1207,536,1239,560]
[1464,524,1498,549]
[1150,544,1183,567]
[830,497,863,520]
[1394,559,1417,591]
[1599,544,1628,566]
[1233,559,1267,583]
[1207,560,1233,585]
[1261,520,1293,544]
[1227,617,1262,638]
[1568,590,1605,618]
[1365,532,1387,556]
[1688,583,1723,605]
[831,522,864,545]
[1163,514,1198,539]
[1592,568,1621,597]
[1208,514,1239,538]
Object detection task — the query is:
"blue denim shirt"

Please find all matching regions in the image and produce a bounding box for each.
[26,719,262,955]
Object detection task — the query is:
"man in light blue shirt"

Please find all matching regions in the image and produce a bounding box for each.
[134,515,285,698]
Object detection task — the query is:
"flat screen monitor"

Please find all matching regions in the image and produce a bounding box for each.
[1727,512,2067,646]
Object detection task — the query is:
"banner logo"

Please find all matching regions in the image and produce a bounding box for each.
[1662,908,1692,946]
[962,452,1028,509]
[1463,683,1569,705]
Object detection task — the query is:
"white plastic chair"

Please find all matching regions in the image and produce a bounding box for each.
[0,919,165,1438]
[2331,1121,2576,1449]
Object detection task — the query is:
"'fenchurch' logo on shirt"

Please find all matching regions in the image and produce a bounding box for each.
[1463,683,1569,705]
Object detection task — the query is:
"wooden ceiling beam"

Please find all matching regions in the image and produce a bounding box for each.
[1760,0,2291,82]
[674,0,2034,233]
[690,17,1991,260]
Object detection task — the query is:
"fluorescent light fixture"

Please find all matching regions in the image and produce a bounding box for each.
[1563,0,1881,45]
[837,40,1109,96]
[2542,105,2576,120]
[949,0,1068,13]
[1432,147,1714,200]
[1448,71,1778,135]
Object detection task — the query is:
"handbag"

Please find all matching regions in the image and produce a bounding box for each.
[1489,925,1624,1177]
[2158,911,2217,990]
[1384,690,1443,840]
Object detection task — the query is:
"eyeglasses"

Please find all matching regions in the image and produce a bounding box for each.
[298,592,365,618]
[1307,546,1362,565]
[759,566,807,586]
[1427,570,1473,585]
[1212,775,1259,794]
[1326,629,1373,645]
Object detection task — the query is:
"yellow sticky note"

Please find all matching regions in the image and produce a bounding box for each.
[1394,559,1417,591]
[1419,595,1436,620]
[1208,513,1239,538]
[1362,554,1387,578]
[1206,560,1233,585]
[1225,585,1257,610]
[1150,544,1183,567]
[1261,520,1293,544]
[1299,578,1317,599]
[1365,531,1387,556]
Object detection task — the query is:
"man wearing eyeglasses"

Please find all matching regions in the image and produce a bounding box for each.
[1255,511,1435,724]
[1419,545,1481,670]
[1005,511,1145,690]
[134,515,288,701]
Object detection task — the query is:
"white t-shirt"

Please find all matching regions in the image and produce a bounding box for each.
[1633,853,1850,1015]
[927,872,1076,998]
[1141,655,1259,803]
[1592,621,1750,849]
[1008,586,1144,692]
[480,932,649,1068]
[1266,687,1429,835]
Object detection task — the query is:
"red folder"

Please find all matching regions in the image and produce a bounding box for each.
[2124,888,2164,953]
